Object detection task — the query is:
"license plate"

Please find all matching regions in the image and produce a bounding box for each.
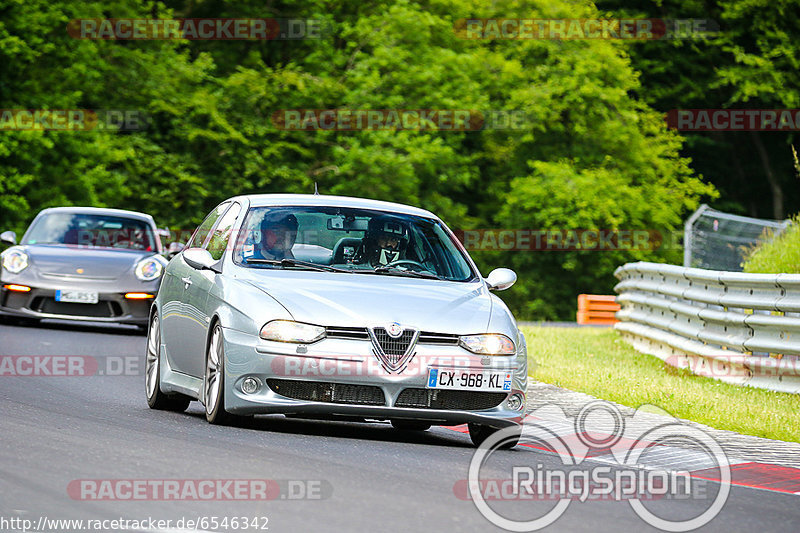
[426,368,512,391]
[55,290,98,304]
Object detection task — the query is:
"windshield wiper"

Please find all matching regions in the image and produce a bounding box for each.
[371,265,442,280]
[244,258,349,273]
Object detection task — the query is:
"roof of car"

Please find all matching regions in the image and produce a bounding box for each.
[236,194,438,218]
[39,206,155,222]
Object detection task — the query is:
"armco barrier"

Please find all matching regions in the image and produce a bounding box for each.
[576,294,620,325]
[614,262,800,394]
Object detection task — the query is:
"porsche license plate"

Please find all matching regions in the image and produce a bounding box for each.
[426,368,512,391]
[55,290,98,304]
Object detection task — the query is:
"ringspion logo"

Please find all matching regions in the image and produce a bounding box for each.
[466,401,730,531]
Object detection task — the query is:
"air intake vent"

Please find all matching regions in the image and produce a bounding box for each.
[417,332,460,345]
[325,326,370,340]
[395,388,506,410]
[267,379,385,406]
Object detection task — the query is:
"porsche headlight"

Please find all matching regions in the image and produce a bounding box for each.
[134,257,163,281]
[260,320,326,343]
[459,334,516,355]
[2,249,29,274]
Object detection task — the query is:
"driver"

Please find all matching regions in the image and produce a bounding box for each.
[360,215,409,266]
[250,212,298,261]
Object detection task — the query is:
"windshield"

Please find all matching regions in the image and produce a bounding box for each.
[233,206,475,281]
[23,212,158,252]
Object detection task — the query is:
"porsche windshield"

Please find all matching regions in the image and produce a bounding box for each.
[234,206,475,281]
[23,213,158,251]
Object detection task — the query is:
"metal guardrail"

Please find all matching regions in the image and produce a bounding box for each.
[614,262,800,394]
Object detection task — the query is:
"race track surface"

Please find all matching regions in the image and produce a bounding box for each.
[0,320,796,532]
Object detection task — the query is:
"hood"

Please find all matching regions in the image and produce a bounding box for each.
[239,270,493,335]
[23,244,155,279]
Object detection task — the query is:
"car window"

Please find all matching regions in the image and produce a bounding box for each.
[186,202,230,249]
[233,206,476,281]
[206,203,241,261]
[22,213,158,251]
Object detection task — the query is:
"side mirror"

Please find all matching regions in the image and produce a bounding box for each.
[167,241,185,258]
[0,231,17,246]
[183,247,218,271]
[485,268,517,291]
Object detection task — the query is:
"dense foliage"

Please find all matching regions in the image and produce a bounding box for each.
[2,0,793,319]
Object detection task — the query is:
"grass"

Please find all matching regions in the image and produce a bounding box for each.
[522,325,800,443]
[742,215,800,273]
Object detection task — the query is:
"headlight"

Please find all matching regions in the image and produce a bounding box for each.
[134,257,163,281]
[459,334,516,355]
[260,320,326,343]
[2,249,29,274]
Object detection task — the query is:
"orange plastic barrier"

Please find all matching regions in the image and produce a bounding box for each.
[576,294,620,325]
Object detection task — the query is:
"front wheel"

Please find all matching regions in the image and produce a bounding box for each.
[204,324,243,425]
[145,313,190,412]
[468,423,520,449]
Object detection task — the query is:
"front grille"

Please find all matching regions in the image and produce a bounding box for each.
[418,332,460,345]
[325,326,370,340]
[395,388,507,410]
[267,379,386,406]
[32,297,119,318]
[372,327,416,362]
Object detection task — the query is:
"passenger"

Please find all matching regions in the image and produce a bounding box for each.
[359,215,409,266]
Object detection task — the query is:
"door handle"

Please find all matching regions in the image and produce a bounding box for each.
[181,277,193,288]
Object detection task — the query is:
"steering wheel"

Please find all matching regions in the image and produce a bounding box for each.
[384,259,429,271]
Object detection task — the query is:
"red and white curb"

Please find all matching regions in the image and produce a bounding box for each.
[447,409,800,496]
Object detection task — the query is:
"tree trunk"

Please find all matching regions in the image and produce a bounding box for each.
[750,131,784,219]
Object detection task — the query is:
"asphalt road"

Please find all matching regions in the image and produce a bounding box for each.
[0,319,797,532]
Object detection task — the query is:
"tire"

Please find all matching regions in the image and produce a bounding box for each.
[391,420,432,431]
[204,324,235,425]
[145,313,190,412]
[468,423,521,449]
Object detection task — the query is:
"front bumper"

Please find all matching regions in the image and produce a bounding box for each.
[0,277,159,325]
[219,328,528,427]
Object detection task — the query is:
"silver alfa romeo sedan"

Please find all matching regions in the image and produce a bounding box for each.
[0,207,167,328]
[146,194,528,447]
